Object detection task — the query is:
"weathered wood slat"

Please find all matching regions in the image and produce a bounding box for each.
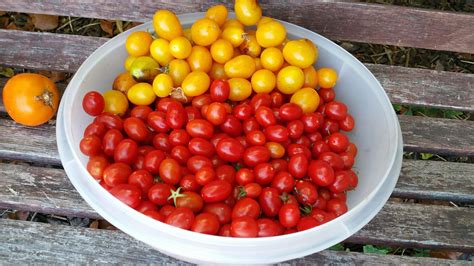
[0,219,471,265]
[1,162,473,251]
[1,31,473,112]
[0,1,473,53]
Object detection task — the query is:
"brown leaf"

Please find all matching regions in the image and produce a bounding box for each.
[0,11,6,16]
[100,20,113,36]
[16,211,30,221]
[37,70,68,82]
[430,250,462,260]
[99,220,117,230]
[89,220,99,229]
[30,14,58,30]
[0,17,8,28]
[6,22,17,30]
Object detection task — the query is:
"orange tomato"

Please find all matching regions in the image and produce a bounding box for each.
[303,66,318,88]
[3,73,59,126]
[113,72,137,94]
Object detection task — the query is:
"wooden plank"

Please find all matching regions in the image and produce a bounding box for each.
[1,30,473,112]
[399,115,474,156]
[0,1,473,53]
[0,219,470,265]
[1,162,473,251]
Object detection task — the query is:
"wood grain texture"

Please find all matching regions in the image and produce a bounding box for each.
[399,115,474,156]
[1,31,473,112]
[348,202,474,252]
[0,219,471,265]
[0,163,98,219]
[0,162,473,251]
[0,1,473,53]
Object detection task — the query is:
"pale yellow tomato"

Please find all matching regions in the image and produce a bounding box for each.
[210,39,234,64]
[125,31,153,57]
[127,83,156,106]
[221,27,246,47]
[290,87,320,113]
[191,18,221,46]
[224,55,256,79]
[150,39,174,66]
[228,78,252,101]
[153,73,174,97]
[187,46,213,73]
[182,71,211,97]
[303,65,318,88]
[260,47,284,72]
[251,69,276,93]
[240,34,261,57]
[169,36,192,59]
[276,66,304,94]
[103,90,129,116]
[222,19,244,30]
[256,20,286,48]
[283,39,318,68]
[257,16,274,27]
[209,63,227,80]
[168,59,191,86]
[205,5,228,27]
[317,67,338,88]
[153,10,183,41]
[254,57,263,70]
[124,56,137,71]
[235,0,262,26]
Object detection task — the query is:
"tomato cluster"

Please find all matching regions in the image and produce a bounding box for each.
[80,1,358,238]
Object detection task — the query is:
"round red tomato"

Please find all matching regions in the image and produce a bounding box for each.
[279,204,301,228]
[152,133,172,152]
[188,137,215,157]
[84,122,107,138]
[187,155,213,174]
[288,154,309,179]
[264,125,289,142]
[176,191,204,213]
[201,180,232,203]
[159,158,182,185]
[147,111,170,133]
[339,114,354,131]
[232,197,261,219]
[287,120,304,139]
[203,202,232,225]
[114,139,138,164]
[279,103,303,121]
[296,216,319,232]
[246,130,266,146]
[80,135,102,156]
[271,171,294,194]
[254,163,275,185]
[233,103,253,120]
[216,138,245,162]
[109,184,142,209]
[82,91,105,116]
[308,160,335,186]
[168,129,191,146]
[191,212,220,235]
[326,198,348,217]
[87,155,109,181]
[186,119,214,139]
[230,216,258,238]
[259,187,282,217]
[242,118,260,134]
[144,150,166,174]
[243,183,262,198]
[165,207,195,229]
[128,170,153,197]
[103,162,132,187]
[205,102,227,125]
[319,151,344,171]
[219,115,243,137]
[95,112,123,131]
[295,180,318,205]
[243,146,271,167]
[215,165,236,185]
[195,167,216,186]
[124,117,150,142]
[255,106,276,127]
[324,101,348,121]
[210,79,230,102]
[327,132,349,153]
[131,105,152,121]
[148,183,173,205]
[257,218,283,237]
[328,170,351,193]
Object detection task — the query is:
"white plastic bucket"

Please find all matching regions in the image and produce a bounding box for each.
[57,12,402,264]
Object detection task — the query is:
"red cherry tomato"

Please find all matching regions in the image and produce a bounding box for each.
[312,140,331,159]
[319,88,335,102]
[95,112,123,131]
[301,112,324,133]
[279,103,303,121]
[259,187,283,217]
[84,122,107,138]
[246,130,266,146]
[271,171,294,193]
[295,135,311,148]
[201,180,232,203]
[215,165,236,185]
[319,151,344,171]
[324,101,348,121]
[168,129,191,146]
[152,133,172,152]
[310,208,334,225]
[188,137,215,157]
[287,120,304,139]
[327,132,349,153]
[144,150,166,174]
[346,170,358,190]
[243,146,271,167]
[186,119,214,139]
[243,183,262,198]
[216,138,245,162]
[279,204,301,228]
[114,139,138,164]
[288,154,309,179]
[136,201,158,213]
[270,159,288,173]
[195,166,216,186]
[170,145,192,165]
[346,143,358,157]
[159,205,176,218]
[295,180,318,205]
[308,160,335,186]
[230,216,258,238]
[205,102,227,125]
[187,155,213,174]
[143,210,164,221]
[109,184,142,209]
[148,183,173,205]
[270,91,284,108]
[250,93,272,111]
[233,103,253,120]
[180,174,201,192]
[287,144,311,159]
[339,152,355,169]
[191,212,220,235]
[326,198,348,217]
[296,216,319,231]
[254,163,275,185]
[147,111,170,133]
[210,79,230,102]
[131,105,152,121]
[124,117,150,141]
[156,98,178,112]
[219,115,243,137]
[80,135,102,156]
[185,106,202,121]
[263,125,289,143]
[159,158,181,185]
[257,218,282,237]
[165,101,186,129]
[339,114,355,131]
[176,191,204,213]
[82,91,105,116]
[103,162,132,187]
[87,155,109,181]
[165,207,195,229]
[242,117,260,134]
[232,197,261,219]
[236,168,255,185]
[219,224,231,236]
[138,145,154,156]
[328,170,351,193]
[128,170,154,197]
[312,197,327,210]
[255,106,276,127]
[203,202,232,225]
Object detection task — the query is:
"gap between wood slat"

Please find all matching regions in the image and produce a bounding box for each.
[0,1,473,53]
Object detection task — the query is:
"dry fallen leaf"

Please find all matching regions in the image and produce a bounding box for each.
[0,17,8,28]
[16,211,30,221]
[99,220,117,230]
[30,14,59,30]
[0,11,6,16]
[89,220,99,229]
[6,22,17,30]
[430,250,462,260]
[100,20,113,36]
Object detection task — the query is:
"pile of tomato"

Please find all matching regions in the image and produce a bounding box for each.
[79,1,358,237]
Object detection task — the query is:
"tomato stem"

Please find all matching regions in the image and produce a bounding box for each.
[35,88,55,109]
[168,187,185,206]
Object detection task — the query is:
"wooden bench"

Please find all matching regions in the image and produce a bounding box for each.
[0,1,473,264]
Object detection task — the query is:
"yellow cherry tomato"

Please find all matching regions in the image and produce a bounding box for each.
[153,73,174,98]
[235,0,262,26]
[223,19,244,30]
[210,39,234,64]
[260,47,284,72]
[183,28,193,43]
[290,87,320,113]
[317,68,338,88]
[113,72,137,94]
[187,46,213,73]
[150,39,174,66]
[103,90,129,116]
[169,36,192,59]
[283,39,318,68]
[228,78,252,101]
[209,63,227,80]
[221,27,246,48]
[153,10,183,41]
[168,59,190,86]
[125,31,153,57]
[224,55,256,79]
[124,56,137,71]
[303,66,318,88]
[254,58,263,71]
[205,5,228,27]
[191,18,221,46]
[182,71,211,97]
[251,69,276,93]
[240,34,261,57]
[276,66,304,94]
[129,56,160,83]
[257,16,274,27]
[127,83,156,106]
[256,20,286,48]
